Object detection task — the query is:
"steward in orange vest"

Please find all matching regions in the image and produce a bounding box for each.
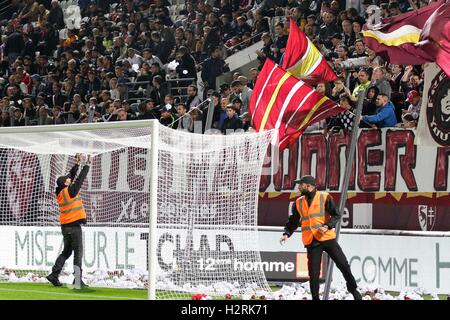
[280,175,361,300]
[47,153,91,288]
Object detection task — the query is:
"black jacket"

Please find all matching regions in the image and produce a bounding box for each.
[201,57,229,90]
[4,31,25,55]
[222,115,243,134]
[55,163,90,226]
[283,190,341,247]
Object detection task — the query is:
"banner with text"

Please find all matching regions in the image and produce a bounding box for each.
[1,226,449,294]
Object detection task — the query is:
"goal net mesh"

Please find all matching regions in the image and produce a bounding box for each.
[0,122,275,299]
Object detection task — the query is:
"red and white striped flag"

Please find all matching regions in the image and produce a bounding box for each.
[282,18,337,85]
[249,59,345,150]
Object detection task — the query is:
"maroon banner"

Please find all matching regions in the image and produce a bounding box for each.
[258,192,450,231]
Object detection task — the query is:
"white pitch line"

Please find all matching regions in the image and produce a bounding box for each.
[0,287,146,300]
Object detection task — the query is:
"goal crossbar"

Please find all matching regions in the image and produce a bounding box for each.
[0,119,160,134]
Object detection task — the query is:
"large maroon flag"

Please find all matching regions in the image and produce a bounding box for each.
[362,0,446,67]
[416,1,450,77]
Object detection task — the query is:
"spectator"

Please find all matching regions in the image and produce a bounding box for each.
[30,74,46,97]
[362,86,380,117]
[22,97,37,123]
[331,77,346,102]
[247,68,259,90]
[389,64,404,92]
[11,107,26,126]
[149,75,169,107]
[256,32,275,66]
[85,69,101,100]
[175,46,197,86]
[0,109,11,127]
[138,99,159,120]
[330,33,344,53]
[37,23,59,57]
[234,16,252,36]
[101,102,118,122]
[399,90,421,128]
[51,105,65,125]
[351,39,367,58]
[201,47,230,93]
[388,2,402,17]
[37,106,53,125]
[116,108,129,121]
[346,68,372,102]
[370,66,392,98]
[125,48,144,68]
[176,103,193,132]
[222,104,243,134]
[273,22,288,64]
[4,26,25,64]
[203,27,221,56]
[47,0,65,29]
[361,93,398,128]
[159,104,177,128]
[316,82,331,98]
[400,65,423,96]
[142,48,163,68]
[232,77,253,114]
[341,19,356,47]
[319,12,340,49]
[232,97,243,115]
[185,84,202,110]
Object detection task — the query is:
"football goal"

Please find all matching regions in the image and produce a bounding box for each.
[0,120,275,299]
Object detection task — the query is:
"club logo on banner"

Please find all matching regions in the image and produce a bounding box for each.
[418,205,437,231]
[417,63,450,147]
[426,71,450,145]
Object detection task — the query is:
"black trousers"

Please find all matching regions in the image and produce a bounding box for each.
[52,225,83,277]
[307,239,357,300]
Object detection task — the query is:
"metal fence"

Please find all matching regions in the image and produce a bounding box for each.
[121,77,196,104]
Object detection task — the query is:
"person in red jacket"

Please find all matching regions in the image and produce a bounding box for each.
[280,175,362,300]
[46,153,91,288]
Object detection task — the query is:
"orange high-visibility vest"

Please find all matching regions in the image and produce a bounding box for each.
[295,191,336,246]
[57,187,86,225]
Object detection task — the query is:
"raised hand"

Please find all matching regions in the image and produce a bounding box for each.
[76,153,84,164]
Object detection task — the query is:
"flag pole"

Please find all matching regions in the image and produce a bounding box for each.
[323,92,365,300]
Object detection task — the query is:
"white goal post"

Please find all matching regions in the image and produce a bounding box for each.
[0,120,275,300]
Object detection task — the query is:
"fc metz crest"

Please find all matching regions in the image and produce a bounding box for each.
[418,205,437,231]
[426,71,450,146]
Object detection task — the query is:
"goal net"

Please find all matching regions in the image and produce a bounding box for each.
[0,120,275,299]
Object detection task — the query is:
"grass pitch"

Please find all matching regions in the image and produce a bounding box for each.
[0,282,447,300]
[0,282,148,300]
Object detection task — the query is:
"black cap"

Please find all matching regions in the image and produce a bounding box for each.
[330,33,343,40]
[56,175,69,187]
[294,175,316,186]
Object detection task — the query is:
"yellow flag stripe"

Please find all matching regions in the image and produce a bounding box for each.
[298,96,329,130]
[287,39,321,76]
[362,30,420,46]
[259,72,291,131]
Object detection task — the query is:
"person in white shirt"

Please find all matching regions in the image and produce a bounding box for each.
[126,47,144,68]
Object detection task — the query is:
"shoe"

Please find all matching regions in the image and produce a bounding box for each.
[46,273,62,287]
[72,278,89,288]
[351,290,362,300]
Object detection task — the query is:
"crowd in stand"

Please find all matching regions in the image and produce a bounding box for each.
[0,0,430,135]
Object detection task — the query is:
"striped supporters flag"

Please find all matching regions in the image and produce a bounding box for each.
[282,18,337,85]
[362,0,446,66]
[416,1,450,77]
[248,59,345,150]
